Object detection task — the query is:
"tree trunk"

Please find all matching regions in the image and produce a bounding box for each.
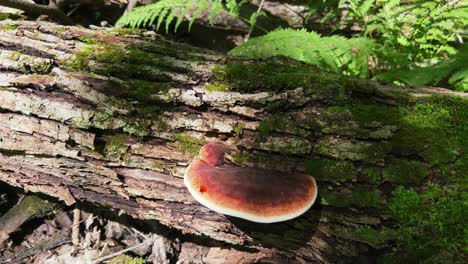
[0,20,466,263]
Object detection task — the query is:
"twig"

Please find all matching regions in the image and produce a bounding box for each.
[0,0,72,25]
[0,232,70,263]
[245,0,267,41]
[125,0,139,15]
[72,208,80,246]
[90,236,156,264]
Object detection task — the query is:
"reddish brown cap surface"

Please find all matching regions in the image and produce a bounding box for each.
[184,143,317,223]
[199,142,226,166]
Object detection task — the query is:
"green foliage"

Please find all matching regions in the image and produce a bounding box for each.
[230,28,374,78]
[339,0,468,90]
[378,44,468,91]
[387,184,467,263]
[116,0,245,31]
[232,0,467,90]
[116,0,467,90]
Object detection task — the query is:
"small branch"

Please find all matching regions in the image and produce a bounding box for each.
[0,195,57,245]
[125,0,139,15]
[245,0,267,41]
[0,0,72,25]
[72,208,81,245]
[90,236,156,264]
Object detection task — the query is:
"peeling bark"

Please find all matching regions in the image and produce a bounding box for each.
[0,20,466,263]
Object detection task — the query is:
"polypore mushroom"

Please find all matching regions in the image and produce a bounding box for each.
[184,142,317,223]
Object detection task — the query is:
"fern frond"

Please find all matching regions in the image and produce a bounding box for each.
[230,28,374,78]
[116,0,244,31]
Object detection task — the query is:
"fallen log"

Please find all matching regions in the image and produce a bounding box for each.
[0,20,466,263]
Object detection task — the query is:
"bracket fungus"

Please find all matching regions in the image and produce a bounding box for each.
[184,142,318,223]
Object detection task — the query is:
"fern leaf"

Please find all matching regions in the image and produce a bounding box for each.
[359,0,376,16]
[117,0,245,32]
[156,6,171,30]
[230,28,373,77]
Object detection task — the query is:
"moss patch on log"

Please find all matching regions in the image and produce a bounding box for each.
[386,184,467,263]
[66,42,179,82]
[392,96,466,168]
[344,226,395,248]
[382,159,430,185]
[173,134,205,156]
[104,134,129,159]
[210,58,351,105]
[304,159,356,182]
[314,137,391,164]
[320,188,385,209]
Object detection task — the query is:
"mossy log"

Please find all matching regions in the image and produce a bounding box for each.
[0,20,466,263]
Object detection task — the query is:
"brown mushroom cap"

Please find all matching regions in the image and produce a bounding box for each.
[199,142,226,166]
[184,143,317,223]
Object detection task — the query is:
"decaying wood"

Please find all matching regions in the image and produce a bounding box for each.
[0,20,466,263]
[0,195,57,244]
[0,0,72,24]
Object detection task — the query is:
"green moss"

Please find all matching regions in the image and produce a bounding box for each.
[257,121,273,136]
[350,226,396,248]
[257,116,288,136]
[174,134,205,156]
[152,160,165,170]
[257,115,310,136]
[122,153,132,165]
[304,159,356,181]
[93,112,113,129]
[382,159,430,185]
[362,141,392,164]
[391,96,467,167]
[348,104,401,125]
[71,116,92,129]
[123,119,152,137]
[109,255,145,264]
[402,103,451,128]
[204,82,231,92]
[66,42,175,82]
[232,122,245,136]
[0,23,18,31]
[362,167,383,185]
[386,184,467,263]
[0,195,56,225]
[8,51,21,61]
[34,60,52,73]
[100,97,134,115]
[451,155,468,185]
[314,137,390,163]
[127,80,171,103]
[261,136,311,155]
[321,187,385,209]
[211,59,349,105]
[230,152,252,165]
[110,28,143,36]
[104,134,128,158]
[77,36,98,44]
[0,13,24,21]
[211,61,313,92]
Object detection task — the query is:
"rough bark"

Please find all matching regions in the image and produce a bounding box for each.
[0,20,466,263]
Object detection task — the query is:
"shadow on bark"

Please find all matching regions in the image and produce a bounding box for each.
[227,202,322,250]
